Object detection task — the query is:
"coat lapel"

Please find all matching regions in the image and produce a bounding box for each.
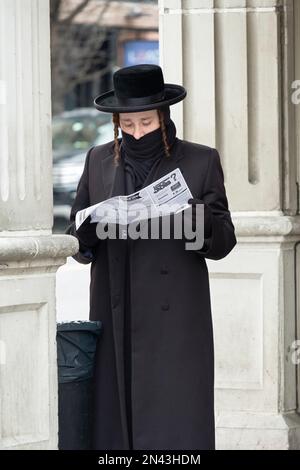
[101,152,125,200]
[100,138,185,447]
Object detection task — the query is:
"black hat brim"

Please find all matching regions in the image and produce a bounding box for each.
[93,84,186,113]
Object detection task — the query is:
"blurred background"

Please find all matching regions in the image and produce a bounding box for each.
[51,0,158,233]
[52,0,158,321]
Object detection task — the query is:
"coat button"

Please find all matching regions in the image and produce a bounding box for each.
[160,266,168,275]
[161,303,170,311]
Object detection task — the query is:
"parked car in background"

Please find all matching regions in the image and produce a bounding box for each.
[52,107,111,160]
[52,108,120,232]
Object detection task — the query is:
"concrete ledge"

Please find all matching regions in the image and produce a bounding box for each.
[232,214,300,237]
[0,234,79,262]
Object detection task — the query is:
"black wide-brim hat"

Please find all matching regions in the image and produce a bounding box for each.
[94,64,187,113]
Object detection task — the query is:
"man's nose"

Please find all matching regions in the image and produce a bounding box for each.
[133,126,144,140]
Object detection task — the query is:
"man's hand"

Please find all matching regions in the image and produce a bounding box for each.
[187,198,213,238]
[76,214,99,247]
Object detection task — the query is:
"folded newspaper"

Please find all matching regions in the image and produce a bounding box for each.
[75,168,193,230]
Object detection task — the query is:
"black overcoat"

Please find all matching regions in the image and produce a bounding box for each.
[66,136,237,450]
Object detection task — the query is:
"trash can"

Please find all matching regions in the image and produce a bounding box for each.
[56,320,102,450]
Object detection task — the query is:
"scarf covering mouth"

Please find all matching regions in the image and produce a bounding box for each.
[120,105,177,193]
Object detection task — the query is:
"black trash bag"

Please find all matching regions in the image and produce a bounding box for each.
[57,320,102,450]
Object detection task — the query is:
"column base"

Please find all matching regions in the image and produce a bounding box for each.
[216,411,300,450]
[0,234,78,449]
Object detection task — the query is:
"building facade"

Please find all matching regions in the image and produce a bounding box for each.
[159,0,300,449]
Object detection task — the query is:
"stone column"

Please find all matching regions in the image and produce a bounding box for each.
[159,0,300,449]
[0,0,77,449]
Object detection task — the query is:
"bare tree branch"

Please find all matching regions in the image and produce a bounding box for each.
[60,0,90,25]
[50,0,112,114]
[50,0,62,23]
[71,61,114,88]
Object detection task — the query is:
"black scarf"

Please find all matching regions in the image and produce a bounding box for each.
[120,105,177,193]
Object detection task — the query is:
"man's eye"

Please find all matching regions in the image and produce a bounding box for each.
[122,121,151,127]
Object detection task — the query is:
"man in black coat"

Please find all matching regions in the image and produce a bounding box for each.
[65,64,237,450]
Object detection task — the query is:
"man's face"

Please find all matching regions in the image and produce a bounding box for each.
[119,109,160,140]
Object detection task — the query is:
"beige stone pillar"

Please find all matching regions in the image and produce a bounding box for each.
[159,0,300,449]
[0,0,77,449]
